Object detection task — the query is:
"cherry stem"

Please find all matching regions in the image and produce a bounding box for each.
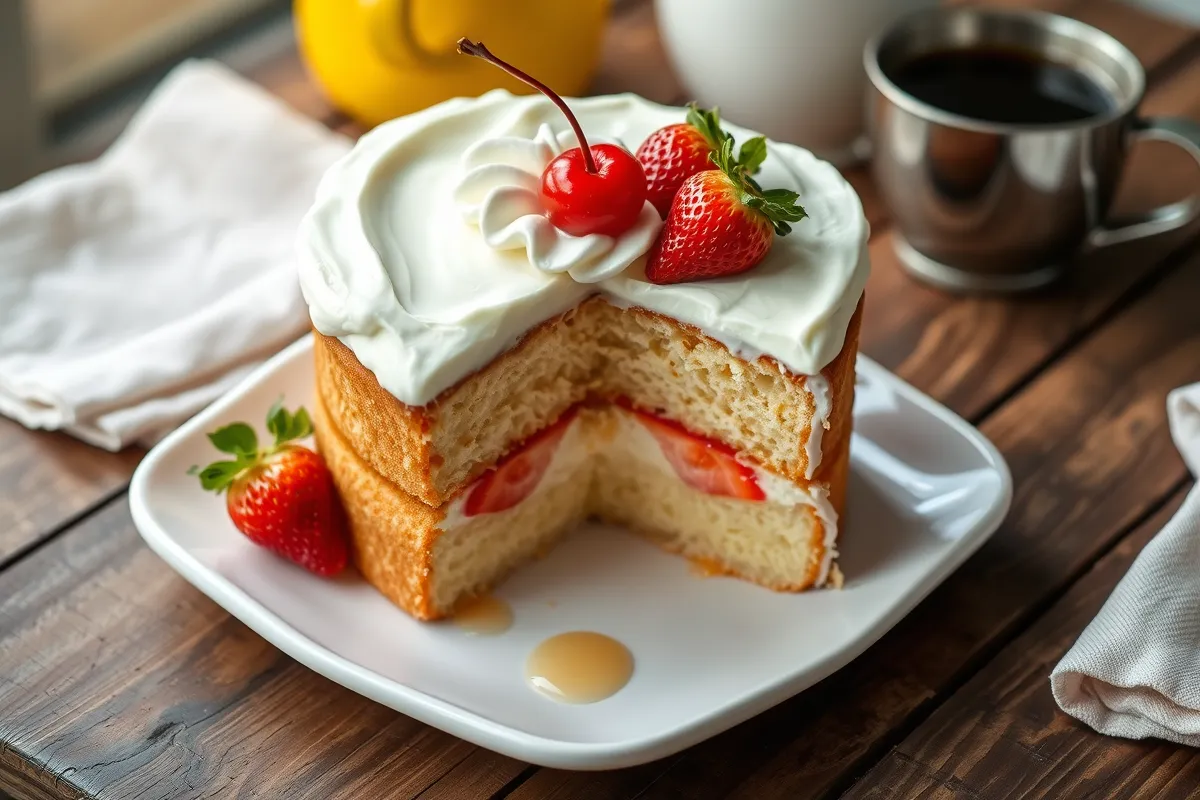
[457,38,598,174]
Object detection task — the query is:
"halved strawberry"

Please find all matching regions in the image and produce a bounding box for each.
[464,409,577,516]
[627,406,765,501]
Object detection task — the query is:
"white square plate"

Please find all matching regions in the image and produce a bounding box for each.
[130,335,1010,770]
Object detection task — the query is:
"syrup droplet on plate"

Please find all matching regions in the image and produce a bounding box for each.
[689,556,727,578]
[526,631,633,704]
[453,595,513,635]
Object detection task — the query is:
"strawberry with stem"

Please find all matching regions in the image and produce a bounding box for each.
[645,135,807,284]
[192,401,350,577]
[636,103,764,218]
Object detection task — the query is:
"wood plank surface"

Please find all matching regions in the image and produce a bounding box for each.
[841,486,1200,800]
[3,0,1200,798]
[0,499,478,799]
[0,424,139,567]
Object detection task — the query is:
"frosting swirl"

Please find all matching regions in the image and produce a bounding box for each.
[453,123,660,283]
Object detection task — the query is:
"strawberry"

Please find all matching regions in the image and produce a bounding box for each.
[644,136,806,285]
[636,104,730,218]
[629,406,765,501]
[192,402,349,577]
[464,409,576,516]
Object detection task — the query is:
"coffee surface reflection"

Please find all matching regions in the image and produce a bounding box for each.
[890,49,1114,125]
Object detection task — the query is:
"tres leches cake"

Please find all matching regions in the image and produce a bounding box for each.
[295,49,869,621]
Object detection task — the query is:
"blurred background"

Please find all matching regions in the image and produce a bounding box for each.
[1,0,1198,191]
[1,0,289,188]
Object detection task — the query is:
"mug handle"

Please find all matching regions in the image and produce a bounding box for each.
[1087,117,1200,250]
[360,0,460,67]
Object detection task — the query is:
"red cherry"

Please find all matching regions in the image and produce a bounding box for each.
[540,144,647,237]
[458,38,648,239]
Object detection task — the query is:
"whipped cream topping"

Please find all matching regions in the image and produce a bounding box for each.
[804,376,831,480]
[453,123,661,283]
[297,90,870,407]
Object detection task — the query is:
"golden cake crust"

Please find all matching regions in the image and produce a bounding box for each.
[312,390,443,619]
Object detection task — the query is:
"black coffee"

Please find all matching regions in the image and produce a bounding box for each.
[889,48,1115,125]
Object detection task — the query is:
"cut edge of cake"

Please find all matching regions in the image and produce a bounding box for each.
[311,297,862,620]
[315,296,862,507]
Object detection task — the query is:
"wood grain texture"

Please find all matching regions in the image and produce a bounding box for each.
[0,423,139,566]
[507,218,1200,800]
[0,498,487,800]
[415,751,531,800]
[841,487,1199,800]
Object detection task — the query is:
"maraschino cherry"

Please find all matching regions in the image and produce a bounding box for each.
[457,38,648,238]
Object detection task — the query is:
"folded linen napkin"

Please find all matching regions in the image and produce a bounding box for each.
[1051,382,1200,747]
[0,59,350,450]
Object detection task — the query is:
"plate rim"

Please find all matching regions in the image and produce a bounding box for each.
[129,333,1012,770]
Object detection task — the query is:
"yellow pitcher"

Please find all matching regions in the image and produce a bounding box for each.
[295,0,610,128]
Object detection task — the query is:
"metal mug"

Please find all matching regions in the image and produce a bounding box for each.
[863,7,1200,293]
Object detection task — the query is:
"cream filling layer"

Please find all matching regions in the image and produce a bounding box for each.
[804,375,831,480]
[440,408,839,585]
[440,413,594,531]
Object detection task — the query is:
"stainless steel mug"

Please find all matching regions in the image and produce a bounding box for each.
[864,7,1200,293]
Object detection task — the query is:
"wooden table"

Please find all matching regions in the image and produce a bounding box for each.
[3,1,1200,798]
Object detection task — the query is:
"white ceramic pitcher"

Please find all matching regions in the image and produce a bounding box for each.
[655,0,937,163]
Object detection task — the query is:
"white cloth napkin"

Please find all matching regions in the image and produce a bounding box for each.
[0,59,350,450]
[1051,382,1200,747]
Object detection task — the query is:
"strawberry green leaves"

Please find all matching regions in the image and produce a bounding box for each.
[737,136,768,176]
[711,137,807,236]
[191,401,314,493]
[193,458,252,493]
[685,103,727,153]
[267,400,313,447]
[744,188,807,235]
[191,422,259,493]
[208,422,257,456]
[685,103,767,177]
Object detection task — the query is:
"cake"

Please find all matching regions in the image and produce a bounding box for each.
[296,89,870,621]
